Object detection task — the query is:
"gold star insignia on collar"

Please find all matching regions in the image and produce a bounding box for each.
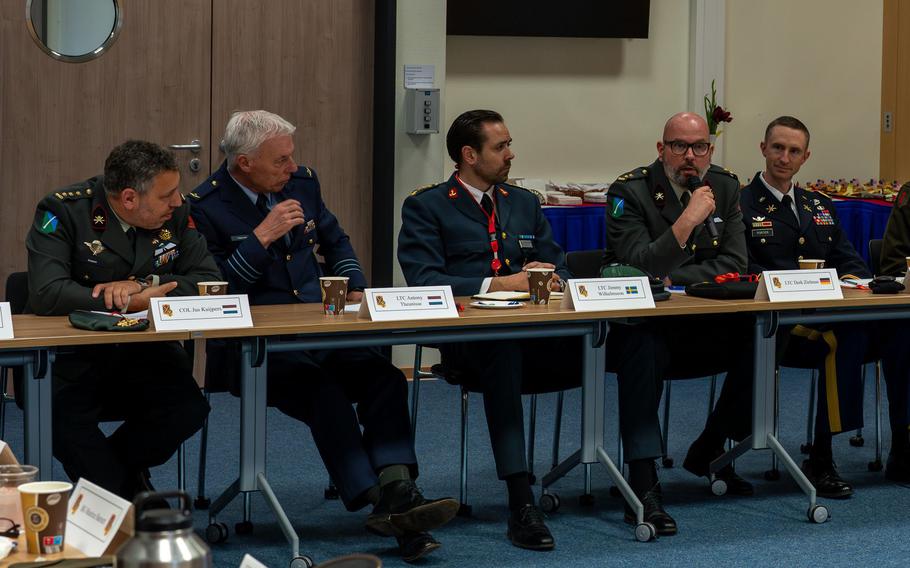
[766,204,777,213]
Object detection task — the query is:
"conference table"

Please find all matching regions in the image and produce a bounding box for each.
[542,199,893,265]
[4,287,910,563]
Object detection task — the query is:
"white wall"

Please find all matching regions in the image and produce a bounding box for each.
[445,0,691,182]
[723,0,883,184]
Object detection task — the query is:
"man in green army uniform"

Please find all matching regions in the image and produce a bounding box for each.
[880,181,910,277]
[26,140,216,499]
[601,112,754,535]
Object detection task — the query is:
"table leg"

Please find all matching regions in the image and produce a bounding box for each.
[23,349,53,480]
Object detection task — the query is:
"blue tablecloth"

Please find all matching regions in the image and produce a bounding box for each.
[542,200,892,266]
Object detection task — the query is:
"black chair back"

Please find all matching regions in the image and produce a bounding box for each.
[868,238,883,276]
[565,249,603,278]
[5,272,29,314]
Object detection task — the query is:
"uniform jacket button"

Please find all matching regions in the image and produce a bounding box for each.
[286,254,292,261]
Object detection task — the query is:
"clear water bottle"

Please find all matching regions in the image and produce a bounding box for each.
[116,491,211,568]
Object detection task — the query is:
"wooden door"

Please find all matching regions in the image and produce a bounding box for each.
[211,0,375,281]
[0,0,212,295]
[881,0,910,181]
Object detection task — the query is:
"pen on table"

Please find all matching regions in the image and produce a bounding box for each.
[841,278,869,290]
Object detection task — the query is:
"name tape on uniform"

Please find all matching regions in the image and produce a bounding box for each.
[66,478,133,556]
[0,302,13,340]
[149,294,254,331]
[755,269,843,302]
[561,277,655,311]
[358,286,459,321]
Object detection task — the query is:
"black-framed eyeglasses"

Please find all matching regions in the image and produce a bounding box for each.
[0,517,20,538]
[664,140,711,157]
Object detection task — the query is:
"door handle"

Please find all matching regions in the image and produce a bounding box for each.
[169,139,202,154]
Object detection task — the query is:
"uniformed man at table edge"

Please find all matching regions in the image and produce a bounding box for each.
[602,112,756,535]
[189,110,457,562]
[398,109,582,551]
[741,115,910,488]
[880,181,910,277]
[25,140,213,499]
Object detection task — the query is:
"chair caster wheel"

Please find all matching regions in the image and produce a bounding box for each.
[849,436,865,447]
[539,493,561,513]
[194,496,210,510]
[710,478,727,496]
[800,443,813,455]
[609,486,621,498]
[764,469,781,481]
[868,459,883,472]
[235,520,254,535]
[324,485,340,500]
[290,555,314,568]
[457,503,472,517]
[579,493,595,507]
[661,457,674,469]
[808,505,829,524]
[205,522,228,544]
[634,522,656,542]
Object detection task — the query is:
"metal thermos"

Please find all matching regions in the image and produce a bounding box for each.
[116,491,212,568]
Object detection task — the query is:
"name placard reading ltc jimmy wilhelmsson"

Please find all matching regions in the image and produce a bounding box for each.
[755,268,843,302]
[358,286,459,321]
[561,277,655,311]
[149,294,254,331]
[66,478,132,556]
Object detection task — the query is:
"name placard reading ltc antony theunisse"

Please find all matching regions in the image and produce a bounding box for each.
[148,294,254,331]
[359,286,459,321]
[755,268,843,302]
[561,277,655,311]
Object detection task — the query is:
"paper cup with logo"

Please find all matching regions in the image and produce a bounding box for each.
[320,276,349,315]
[18,481,72,554]
[798,259,825,270]
[197,281,229,295]
[527,267,554,304]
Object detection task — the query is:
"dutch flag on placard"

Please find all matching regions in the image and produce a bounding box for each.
[222,304,239,315]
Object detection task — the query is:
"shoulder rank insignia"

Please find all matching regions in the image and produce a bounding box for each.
[84,240,105,256]
[159,228,172,241]
[188,192,201,200]
[448,187,458,199]
[409,183,435,197]
[91,205,107,231]
[305,167,312,177]
[211,179,218,187]
[498,186,509,197]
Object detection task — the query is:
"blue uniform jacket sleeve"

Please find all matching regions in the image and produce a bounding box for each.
[398,196,486,296]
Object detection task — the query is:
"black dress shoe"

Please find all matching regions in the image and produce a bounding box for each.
[683,439,754,496]
[396,531,441,563]
[623,483,677,536]
[507,505,555,551]
[885,451,910,483]
[366,480,458,537]
[802,458,853,499]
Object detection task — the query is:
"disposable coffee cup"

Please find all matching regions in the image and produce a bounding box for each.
[197,281,229,295]
[18,481,72,554]
[798,259,825,270]
[0,464,38,527]
[320,276,349,315]
[904,256,910,270]
[527,268,554,305]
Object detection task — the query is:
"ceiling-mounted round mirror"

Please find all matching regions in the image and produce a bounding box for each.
[26,0,122,63]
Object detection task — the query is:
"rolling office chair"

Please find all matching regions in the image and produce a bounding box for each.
[0,271,188,489]
[765,239,886,479]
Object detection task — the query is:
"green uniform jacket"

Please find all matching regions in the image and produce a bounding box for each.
[601,160,747,285]
[26,175,221,315]
[880,182,910,276]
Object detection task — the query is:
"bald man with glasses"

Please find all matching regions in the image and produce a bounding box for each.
[600,112,753,535]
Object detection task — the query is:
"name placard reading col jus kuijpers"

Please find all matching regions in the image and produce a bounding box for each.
[359,286,459,321]
[149,294,254,331]
[755,268,843,302]
[561,277,655,311]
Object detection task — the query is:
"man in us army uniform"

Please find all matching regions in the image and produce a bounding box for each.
[741,115,910,489]
[26,140,214,499]
[399,109,582,551]
[602,112,755,535]
[190,110,457,562]
[880,181,910,277]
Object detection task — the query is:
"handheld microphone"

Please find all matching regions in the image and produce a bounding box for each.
[686,175,719,240]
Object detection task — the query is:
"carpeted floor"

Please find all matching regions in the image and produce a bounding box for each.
[3,366,908,567]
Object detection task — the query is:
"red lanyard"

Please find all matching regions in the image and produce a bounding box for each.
[455,174,501,275]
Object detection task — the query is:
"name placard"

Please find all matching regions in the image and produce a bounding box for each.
[149,294,254,331]
[66,479,133,556]
[561,277,655,311]
[755,269,843,302]
[240,554,270,568]
[0,302,13,340]
[358,286,459,321]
